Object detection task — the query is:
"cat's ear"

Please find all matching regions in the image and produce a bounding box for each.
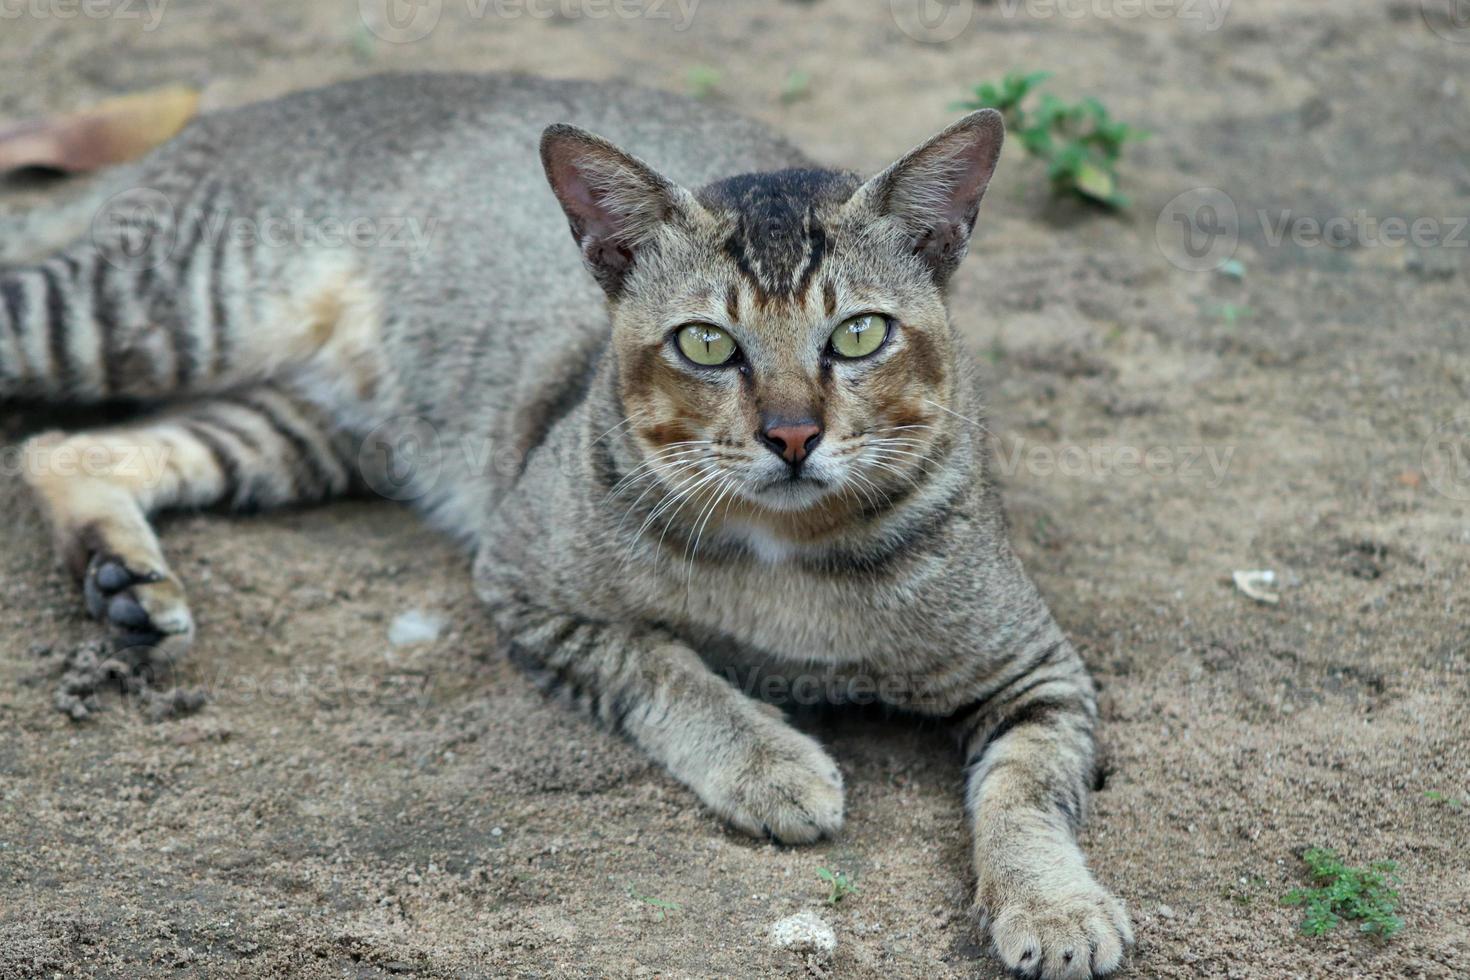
[540,124,696,296]
[852,109,1004,286]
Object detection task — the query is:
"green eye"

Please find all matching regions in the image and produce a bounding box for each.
[676,323,738,366]
[829,314,889,359]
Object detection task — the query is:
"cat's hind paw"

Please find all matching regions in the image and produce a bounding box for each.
[82,552,195,664]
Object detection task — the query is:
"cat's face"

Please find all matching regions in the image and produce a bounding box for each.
[542,112,1002,530]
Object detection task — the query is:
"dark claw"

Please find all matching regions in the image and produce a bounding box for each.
[107,593,152,629]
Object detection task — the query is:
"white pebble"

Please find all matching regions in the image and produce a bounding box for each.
[388,610,446,646]
[769,911,836,960]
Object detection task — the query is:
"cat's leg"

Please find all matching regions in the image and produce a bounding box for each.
[22,385,355,660]
[476,589,844,844]
[951,633,1132,979]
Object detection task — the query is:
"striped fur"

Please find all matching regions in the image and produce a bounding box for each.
[4,74,1129,978]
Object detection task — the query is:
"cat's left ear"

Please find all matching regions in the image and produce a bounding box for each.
[851,109,1004,286]
[541,124,698,297]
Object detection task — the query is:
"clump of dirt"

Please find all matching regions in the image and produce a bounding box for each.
[47,641,208,722]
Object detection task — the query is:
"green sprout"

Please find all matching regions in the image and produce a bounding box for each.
[780,69,811,105]
[816,867,857,906]
[1282,848,1403,939]
[687,66,721,101]
[954,71,1147,209]
[626,884,680,921]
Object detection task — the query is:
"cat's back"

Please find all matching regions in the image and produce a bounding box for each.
[195,72,809,190]
[153,72,812,348]
[173,72,810,268]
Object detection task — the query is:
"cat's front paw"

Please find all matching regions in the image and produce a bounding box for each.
[697,722,844,845]
[977,864,1132,979]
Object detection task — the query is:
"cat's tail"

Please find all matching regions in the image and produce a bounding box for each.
[1,169,259,404]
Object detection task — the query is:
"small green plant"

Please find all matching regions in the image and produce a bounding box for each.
[780,69,811,105]
[1423,790,1464,810]
[954,71,1147,209]
[687,66,721,100]
[816,867,857,906]
[1281,848,1403,939]
[626,885,680,921]
[1204,301,1253,326]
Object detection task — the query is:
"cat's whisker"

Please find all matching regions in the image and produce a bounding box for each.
[865,445,941,470]
[864,445,941,471]
[847,469,888,511]
[649,468,728,568]
[609,459,706,515]
[606,444,712,499]
[684,476,736,600]
[922,399,994,437]
[853,479,883,513]
[616,454,714,537]
[591,410,648,447]
[638,464,724,547]
[614,452,711,537]
[867,441,935,459]
[861,454,928,493]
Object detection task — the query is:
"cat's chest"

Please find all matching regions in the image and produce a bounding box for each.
[637,532,958,670]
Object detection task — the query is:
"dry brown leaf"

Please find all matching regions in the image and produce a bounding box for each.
[0,85,199,175]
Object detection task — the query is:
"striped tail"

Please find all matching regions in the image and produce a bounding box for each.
[0,179,258,404]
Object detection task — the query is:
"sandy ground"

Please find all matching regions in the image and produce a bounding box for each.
[2,1,1468,977]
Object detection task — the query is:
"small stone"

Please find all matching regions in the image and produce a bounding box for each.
[388,610,446,646]
[769,911,836,961]
[1157,904,1176,919]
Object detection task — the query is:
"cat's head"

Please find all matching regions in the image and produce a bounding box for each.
[541,111,1002,529]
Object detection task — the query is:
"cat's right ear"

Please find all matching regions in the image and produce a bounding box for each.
[849,109,1005,287]
[540,124,694,297]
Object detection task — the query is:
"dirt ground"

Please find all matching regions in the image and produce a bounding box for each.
[2,1,1468,977]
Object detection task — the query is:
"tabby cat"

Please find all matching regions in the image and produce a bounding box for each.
[3,74,1131,977]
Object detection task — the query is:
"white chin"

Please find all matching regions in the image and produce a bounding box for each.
[749,478,832,512]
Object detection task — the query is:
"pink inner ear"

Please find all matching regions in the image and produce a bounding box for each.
[939,127,1002,225]
[950,146,995,220]
[549,155,615,239]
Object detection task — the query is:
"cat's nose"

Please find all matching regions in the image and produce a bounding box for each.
[758,420,823,466]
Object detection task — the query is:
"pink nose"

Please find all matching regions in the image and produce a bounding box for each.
[759,422,823,465]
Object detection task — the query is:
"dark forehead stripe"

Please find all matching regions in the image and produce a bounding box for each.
[698,168,859,302]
